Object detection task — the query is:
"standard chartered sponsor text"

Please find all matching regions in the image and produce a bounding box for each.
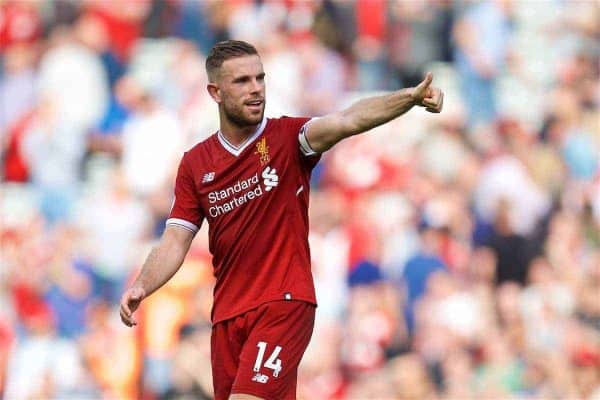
[208,173,263,217]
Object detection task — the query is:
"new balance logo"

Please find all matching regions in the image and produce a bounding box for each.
[252,373,269,384]
[262,166,278,192]
[202,172,215,183]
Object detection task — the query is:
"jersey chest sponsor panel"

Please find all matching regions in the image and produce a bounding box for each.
[170,117,319,323]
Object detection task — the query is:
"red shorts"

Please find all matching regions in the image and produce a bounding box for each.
[211,300,315,400]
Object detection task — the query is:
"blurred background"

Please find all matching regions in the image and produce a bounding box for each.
[0,0,599,398]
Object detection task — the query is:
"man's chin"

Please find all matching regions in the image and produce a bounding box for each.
[225,108,264,127]
[245,111,264,125]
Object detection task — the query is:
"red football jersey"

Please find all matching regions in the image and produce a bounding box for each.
[167,117,320,323]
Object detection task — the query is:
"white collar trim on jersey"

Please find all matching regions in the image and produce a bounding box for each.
[217,117,267,157]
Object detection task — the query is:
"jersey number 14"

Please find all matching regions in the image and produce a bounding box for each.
[253,341,283,378]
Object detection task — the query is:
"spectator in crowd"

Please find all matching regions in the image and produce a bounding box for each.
[4,301,97,398]
[0,44,37,153]
[75,168,150,304]
[119,76,184,198]
[453,0,513,127]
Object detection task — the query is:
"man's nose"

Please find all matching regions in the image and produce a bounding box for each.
[250,79,263,94]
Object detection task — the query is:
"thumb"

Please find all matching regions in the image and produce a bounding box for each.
[415,72,433,94]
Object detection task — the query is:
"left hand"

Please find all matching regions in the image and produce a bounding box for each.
[411,72,444,113]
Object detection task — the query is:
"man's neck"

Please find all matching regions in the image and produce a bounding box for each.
[219,115,261,148]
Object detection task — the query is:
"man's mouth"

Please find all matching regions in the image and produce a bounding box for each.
[245,100,263,107]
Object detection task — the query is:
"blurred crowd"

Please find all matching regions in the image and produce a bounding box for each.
[0,0,599,399]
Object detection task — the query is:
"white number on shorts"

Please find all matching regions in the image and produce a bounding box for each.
[253,341,283,377]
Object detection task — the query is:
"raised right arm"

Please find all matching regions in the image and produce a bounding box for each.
[303,73,443,154]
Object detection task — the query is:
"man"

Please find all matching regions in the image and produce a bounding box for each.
[120,40,443,399]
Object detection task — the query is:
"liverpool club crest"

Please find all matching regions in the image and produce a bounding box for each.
[255,137,270,165]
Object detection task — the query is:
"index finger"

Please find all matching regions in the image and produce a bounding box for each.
[120,308,137,327]
[120,298,132,317]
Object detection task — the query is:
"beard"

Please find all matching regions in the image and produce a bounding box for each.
[222,98,265,128]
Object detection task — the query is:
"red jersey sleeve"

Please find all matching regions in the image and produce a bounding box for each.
[166,154,204,233]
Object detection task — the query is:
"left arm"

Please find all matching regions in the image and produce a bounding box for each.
[304,73,443,153]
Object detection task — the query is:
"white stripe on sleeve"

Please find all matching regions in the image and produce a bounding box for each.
[165,218,199,233]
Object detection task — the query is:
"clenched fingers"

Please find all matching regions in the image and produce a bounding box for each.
[119,294,138,327]
[120,303,137,327]
[422,87,441,106]
[424,89,444,113]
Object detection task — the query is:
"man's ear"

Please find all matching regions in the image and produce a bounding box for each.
[207,83,221,103]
